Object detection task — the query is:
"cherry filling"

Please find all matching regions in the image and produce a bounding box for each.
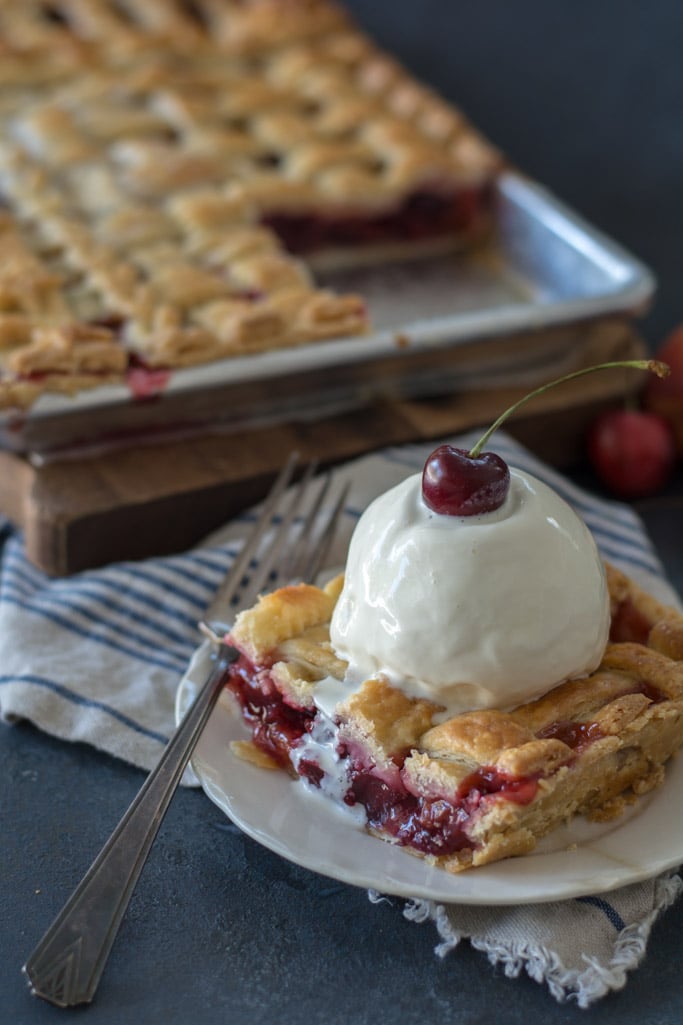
[635,679,667,704]
[537,719,604,750]
[125,355,172,399]
[261,185,491,254]
[226,654,537,857]
[536,679,666,752]
[226,655,314,768]
[89,315,126,333]
[225,642,673,859]
[347,773,471,854]
[610,598,653,645]
[346,764,538,856]
[297,759,326,787]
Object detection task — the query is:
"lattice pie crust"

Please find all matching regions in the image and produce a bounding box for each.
[0,0,501,410]
[224,563,683,872]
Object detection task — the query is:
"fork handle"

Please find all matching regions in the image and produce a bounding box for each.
[23,644,238,1008]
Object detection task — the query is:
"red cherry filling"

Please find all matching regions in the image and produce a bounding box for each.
[224,654,538,855]
[421,444,510,516]
[609,597,653,645]
[227,653,314,768]
[587,409,676,498]
[537,719,604,751]
[260,185,491,253]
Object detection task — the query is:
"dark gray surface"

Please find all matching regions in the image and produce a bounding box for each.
[3,3,683,1023]
[348,0,683,346]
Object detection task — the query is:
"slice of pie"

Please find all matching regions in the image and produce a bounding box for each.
[222,562,683,872]
[0,0,501,410]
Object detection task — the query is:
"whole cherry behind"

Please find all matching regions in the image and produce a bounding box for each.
[586,408,677,499]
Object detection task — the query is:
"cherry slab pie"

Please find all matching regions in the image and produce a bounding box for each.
[0,0,501,410]
[222,562,683,873]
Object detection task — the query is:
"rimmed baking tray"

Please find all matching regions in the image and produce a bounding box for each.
[1,171,655,459]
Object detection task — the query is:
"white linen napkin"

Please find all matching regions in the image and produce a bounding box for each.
[0,431,680,1008]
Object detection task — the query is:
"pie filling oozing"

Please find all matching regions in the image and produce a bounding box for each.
[227,650,540,856]
[224,647,668,856]
[222,565,680,869]
[260,185,492,254]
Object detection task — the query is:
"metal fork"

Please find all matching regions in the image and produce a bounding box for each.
[23,453,348,1009]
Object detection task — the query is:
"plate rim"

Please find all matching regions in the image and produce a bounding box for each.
[176,644,683,906]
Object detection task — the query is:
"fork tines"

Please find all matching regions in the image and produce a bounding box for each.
[201,453,348,634]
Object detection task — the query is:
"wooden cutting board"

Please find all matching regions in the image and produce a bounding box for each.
[0,322,646,576]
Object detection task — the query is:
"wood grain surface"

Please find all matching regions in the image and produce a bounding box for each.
[0,322,646,575]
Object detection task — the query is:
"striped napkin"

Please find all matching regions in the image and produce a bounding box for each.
[0,431,680,1008]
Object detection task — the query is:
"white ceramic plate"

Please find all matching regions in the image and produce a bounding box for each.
[176,638,683,905]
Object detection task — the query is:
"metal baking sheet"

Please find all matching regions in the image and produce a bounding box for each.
[0,171,655,458]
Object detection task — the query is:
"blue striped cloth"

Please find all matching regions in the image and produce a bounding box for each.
[0,430,677,773]
[0,431,680,1007]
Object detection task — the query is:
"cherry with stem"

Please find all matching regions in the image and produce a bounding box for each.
[421,359,670,517]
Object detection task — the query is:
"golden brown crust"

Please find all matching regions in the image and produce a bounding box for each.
[421,710,534,765]
[337,677,440,766]
[5,324,128,378]
[231,577,341,662]
[230,739,280,770]
[0,1,500,410]
[227,558,683,872]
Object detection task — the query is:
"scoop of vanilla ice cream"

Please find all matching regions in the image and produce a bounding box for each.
[329,467,610,714]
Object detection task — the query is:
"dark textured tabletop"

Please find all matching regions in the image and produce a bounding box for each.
[3,3,683,1024]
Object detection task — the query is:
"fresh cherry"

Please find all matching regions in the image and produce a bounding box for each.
[421,359,671,516]
[587,408,676,498]
[422,446,510,515]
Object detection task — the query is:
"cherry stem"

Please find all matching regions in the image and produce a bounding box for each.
[469,359,670,458]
